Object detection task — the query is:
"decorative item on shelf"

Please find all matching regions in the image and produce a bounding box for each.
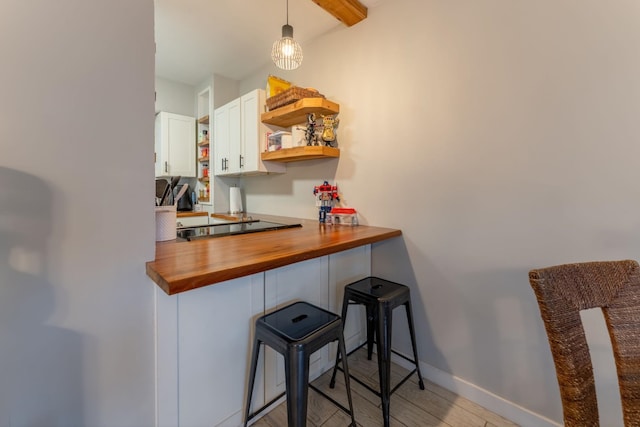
[271,0,303,70]
[266,86,324,111]
[327,207,358,226]
[202,167,209,178]
[320,114,340,147]
[200,146,209,158]
[267,75,292,97]
[267,131,292,151]
[313,180,340,223]
[305,113,319,146]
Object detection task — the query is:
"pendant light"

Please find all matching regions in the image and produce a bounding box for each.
[271,0,303,70]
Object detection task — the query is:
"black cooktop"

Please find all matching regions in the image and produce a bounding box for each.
[176,220,302,241]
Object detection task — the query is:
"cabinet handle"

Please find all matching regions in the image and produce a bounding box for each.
[221,158,225,171]
[165,161,168,173]
[240,155,243,169]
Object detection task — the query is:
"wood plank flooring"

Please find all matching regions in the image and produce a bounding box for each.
[251,348,519,427]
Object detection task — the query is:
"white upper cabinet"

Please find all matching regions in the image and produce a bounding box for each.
[155,112,196,177]
[214,89,285,176]
[214,97,240,176]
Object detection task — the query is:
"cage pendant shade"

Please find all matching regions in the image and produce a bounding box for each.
[272,23,303,70]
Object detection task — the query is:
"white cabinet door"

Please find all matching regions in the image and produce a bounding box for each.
[214,98,240,176]
[155,112,196,177]
[227,99,241,175]
[240,90,285,175]
[213,105,227,176]
[263,257,329,402]
[155,274,264,427]
[213,89,285,176]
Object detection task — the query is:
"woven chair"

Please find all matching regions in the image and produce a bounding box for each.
[529,260,640,426]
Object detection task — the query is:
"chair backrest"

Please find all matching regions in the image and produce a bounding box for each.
[529,260,640,426]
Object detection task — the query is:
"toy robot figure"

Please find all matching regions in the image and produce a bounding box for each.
[313,180,340,223]
[305,113,319,146]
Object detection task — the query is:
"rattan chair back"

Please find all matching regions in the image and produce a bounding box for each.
[529,260,640,426]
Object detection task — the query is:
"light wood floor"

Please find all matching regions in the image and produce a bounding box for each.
[251,348,519,427]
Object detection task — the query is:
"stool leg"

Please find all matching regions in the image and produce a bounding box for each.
[285,345,310,427]
[366,304,376,360]
[404,301,425,390]
[338,327,357,427]
[243,337,261,427]
[330,291,350,389]
[376,303,393,427]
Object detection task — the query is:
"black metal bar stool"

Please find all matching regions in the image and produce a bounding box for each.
[244,301,356,427]
[330,277,425,427]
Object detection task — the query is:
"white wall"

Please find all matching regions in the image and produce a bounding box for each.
[0,1,155,426]
[241,1,640,425]
[212,74,239,109]
[155,77,196,116]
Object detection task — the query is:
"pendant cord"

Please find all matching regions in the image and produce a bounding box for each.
[286,0,289,25]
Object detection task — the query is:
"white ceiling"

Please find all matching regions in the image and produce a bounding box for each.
[154,0,382,86]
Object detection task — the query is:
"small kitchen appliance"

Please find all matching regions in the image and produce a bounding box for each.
[176,184,193,211]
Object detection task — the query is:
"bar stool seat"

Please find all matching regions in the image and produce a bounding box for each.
[330,277,425,427]
[244,301,356,427]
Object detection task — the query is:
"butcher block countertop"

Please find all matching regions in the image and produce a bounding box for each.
[146,214,402,295]
[176,211,208,218]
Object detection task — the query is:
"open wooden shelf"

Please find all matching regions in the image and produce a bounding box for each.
[261,146,340,163]
[198,115,209,125]
[198,157,209,163]
[261,98,340,127]
[198,140,209,146]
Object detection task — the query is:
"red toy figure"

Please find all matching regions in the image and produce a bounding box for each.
[313,181,340,223]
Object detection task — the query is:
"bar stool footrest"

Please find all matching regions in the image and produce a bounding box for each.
[246,386,356,426]
[245,391,286,424]
[331,341,424,395]
[309,384,355,420]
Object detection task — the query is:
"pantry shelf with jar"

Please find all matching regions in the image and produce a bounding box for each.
[197,130,210,203]
[196,87,212,205]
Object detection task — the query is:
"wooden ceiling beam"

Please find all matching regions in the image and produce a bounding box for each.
[311,0,368,27]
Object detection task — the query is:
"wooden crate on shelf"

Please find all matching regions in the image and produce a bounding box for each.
[266,86,325,111]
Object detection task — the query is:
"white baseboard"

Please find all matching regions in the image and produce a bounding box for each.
[390,352,561,427]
